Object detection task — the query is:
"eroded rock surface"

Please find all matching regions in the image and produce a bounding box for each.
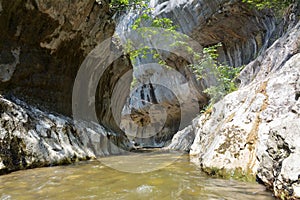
[120,63,202,147]
[164,124,195,152]
[188,21,300,199]
[0,0,132,127]
[0,96,130,174]
[0,1,299,199]
[152,0,275,67]
[0,0,133,148]
[118,0,277,147]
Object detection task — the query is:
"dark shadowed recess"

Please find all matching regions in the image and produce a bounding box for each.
[0,1,131,141]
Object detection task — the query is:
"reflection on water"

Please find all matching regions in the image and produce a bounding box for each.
[0,153,274,200]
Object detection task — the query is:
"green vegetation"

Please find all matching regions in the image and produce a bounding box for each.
[242,0,295,17]
[109,0,147,10]
[192,43,243,105]
[110,0,243,104]
[202,167,257,182]
[117,0,179,89]
[109,0,296,12]
[242,0,294,9]
[126,4,178,64]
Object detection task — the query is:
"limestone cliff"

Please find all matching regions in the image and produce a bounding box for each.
[0,0,133,173]
[0,0,132,134]
[152,0,275,66]
[169,6,300,199]
[119,0,277,147]
[0,0,299,199]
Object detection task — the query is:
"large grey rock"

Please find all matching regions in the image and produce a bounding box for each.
[189,21,300,199]
[164,124,195,152]
[117,0,277,147]
[151,0,275,67]
[0,0,114,116]
[0,96,131,174]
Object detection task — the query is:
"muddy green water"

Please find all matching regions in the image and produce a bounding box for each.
[0,152,274,200]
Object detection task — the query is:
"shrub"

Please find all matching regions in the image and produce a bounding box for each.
[192,43,244,105]
[110,0,243,107]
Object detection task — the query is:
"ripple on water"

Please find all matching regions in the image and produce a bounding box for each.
[0,154,274,200]
[136,185,154,193]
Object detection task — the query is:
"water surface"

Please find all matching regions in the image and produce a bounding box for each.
[0,153,274,200]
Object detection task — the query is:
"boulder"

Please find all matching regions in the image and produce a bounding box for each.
[189,20,300,199]
[0,96,131,174]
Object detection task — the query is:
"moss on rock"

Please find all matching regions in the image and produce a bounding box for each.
[202,166,257,183]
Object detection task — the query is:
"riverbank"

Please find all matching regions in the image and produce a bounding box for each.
[0,96,130,175]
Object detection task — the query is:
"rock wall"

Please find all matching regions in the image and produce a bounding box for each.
[152,0,275,67]
[184,19,300,199]
[0,1,299,199]
[120,61,205,147]
[0,0,135,173]
[118,0,276,147]
[0,96,131,175]
[0,0,133,135]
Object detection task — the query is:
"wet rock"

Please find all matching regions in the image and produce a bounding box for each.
[0,96,131,175]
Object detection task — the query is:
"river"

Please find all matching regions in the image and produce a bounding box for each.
[0,151,274,200]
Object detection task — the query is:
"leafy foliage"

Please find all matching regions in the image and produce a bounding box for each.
[109,0,146,10]
[114,0,179,89]
[192,43,244,105]
[124,5,178,65]
[242,0,294,10]
[111,0,243,105]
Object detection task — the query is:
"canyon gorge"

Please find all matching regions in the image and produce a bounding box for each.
[0,0,299,199]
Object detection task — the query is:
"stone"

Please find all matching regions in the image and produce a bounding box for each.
[293,184,300,198]
[164,124,195,152]
[189,20,300,199]
[0,0,128,124]
[0,96,131,174]
[0,47,20,82]
[0,0,133,140]
[151,0,275,67]
[0,1,299,199]
[117,0,277,147]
